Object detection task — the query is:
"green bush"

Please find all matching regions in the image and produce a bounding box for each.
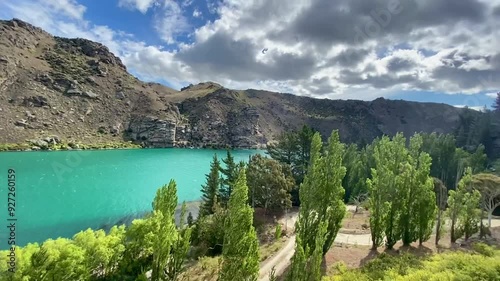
[472,242,495,257]
[274,223,282,241]
[192,212,225,257]
[326,248,500,281]
[360,253,422,280]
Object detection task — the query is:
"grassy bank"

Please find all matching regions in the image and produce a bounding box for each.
[0,140,142,152]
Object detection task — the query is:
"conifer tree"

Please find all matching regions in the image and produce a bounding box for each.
[493,92,500,112]
[219,169,259,281]
[200,154,221,217]
[219,150,237,206]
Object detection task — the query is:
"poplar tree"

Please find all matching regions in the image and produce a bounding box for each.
[288,220,328,281]
[219,169,259,281]
[447,168,481,243]
[433,178,448,245]
[319,130,347,254]
[289,131,346,280]
[368,134,407,249]
[399,134,436,246]
[150,180,192,281]
[458,169,482,241]
[200,154,221,217]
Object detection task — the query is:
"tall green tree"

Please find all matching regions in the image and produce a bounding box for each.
[246,154,294,213]
[287,221,328,281]
[150,180,192,281]
[342,144,369,203]
[219,150,238,206]
[402,134,436,246]
[294,131,346,257]
[447,168,481,243]
[219,169,259,281]
[366,142,389,249]
[434,178,448,245]
[166,202,193,280]
[200,154,222,217]
[421,133,458,189]
[267,125,316,204]
[468,145,488,174]
[494,92,500,111]
[319,130,347,254]
[368,134,408,249]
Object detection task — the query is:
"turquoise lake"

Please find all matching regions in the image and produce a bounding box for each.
[0,148,262,249]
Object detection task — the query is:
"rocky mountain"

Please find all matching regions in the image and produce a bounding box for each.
[0,18,478,149]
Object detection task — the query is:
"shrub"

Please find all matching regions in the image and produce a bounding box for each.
[361,253,422,280]
[274,223,282,240]
[472,242,495,257]
[328,248,500,281]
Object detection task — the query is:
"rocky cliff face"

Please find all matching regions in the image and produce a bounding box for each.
[0,19,481,149]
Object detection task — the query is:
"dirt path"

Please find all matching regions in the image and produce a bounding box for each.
[258,207,371,281]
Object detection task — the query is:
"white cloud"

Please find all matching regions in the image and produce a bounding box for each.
[182,0,193,7]
[38,0,86,19]
[192,8,202,18]
[154,0,190,44]
[118,0,159,13]
[453,105,487,112]
[486,92,499,98]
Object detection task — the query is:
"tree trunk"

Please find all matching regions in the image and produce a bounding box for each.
[488,211,493,227]
[435,210,441,245]
[450,219,456,243]
[480,209,485,238]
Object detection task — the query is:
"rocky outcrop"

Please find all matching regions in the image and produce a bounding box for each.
[127,116,178,147]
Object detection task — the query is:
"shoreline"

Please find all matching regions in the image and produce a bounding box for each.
[4,200,203,250]
[0,142,266,152]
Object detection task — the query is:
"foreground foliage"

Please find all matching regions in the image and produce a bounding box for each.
[0,180,191,281]
[324,244,500,281]
[219,169,260,281]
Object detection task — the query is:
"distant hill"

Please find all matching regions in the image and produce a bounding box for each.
[0,18,479,148]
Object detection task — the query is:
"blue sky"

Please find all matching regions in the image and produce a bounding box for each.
[1,0,499,109]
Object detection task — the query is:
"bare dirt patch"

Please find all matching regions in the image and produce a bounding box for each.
[340,209,370,235]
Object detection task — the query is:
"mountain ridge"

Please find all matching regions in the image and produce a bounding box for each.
[0,18,477,149]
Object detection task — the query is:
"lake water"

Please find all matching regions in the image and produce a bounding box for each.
[0,148,262,249]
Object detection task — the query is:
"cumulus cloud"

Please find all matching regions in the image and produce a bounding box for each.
[153,0,190,44]
[161,0,500,97]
